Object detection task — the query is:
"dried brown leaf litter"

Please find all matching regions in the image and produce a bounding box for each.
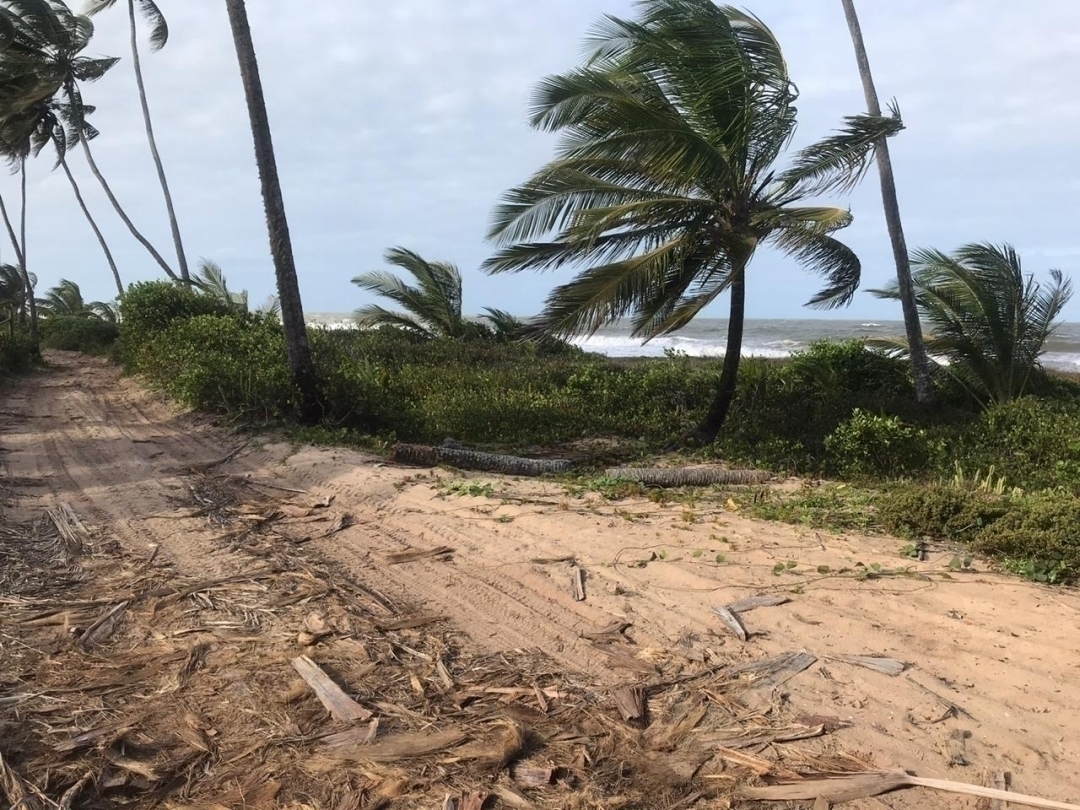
[1,483,1073,810]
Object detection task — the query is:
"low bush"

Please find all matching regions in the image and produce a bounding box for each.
[824,410,934,479]
[975,495,1080,584]
[140,314,296,418]
[0,331,34,378]
[40,316,119,354]
[876,484,1009,543]
[118,281,233,368]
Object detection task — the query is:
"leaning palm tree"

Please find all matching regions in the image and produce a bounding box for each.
[840,0,934,406]
[2,95,125,295]
[224,0,319,420]
[484,0,902,443]
[84,0,189,282]
[353,247,481,340]
[871,243,1073,405]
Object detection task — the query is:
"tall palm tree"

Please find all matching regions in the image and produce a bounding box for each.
[224,0,319,420]
[485,0,902,443]
[46,4,178,281]
[871,243,1073,405]
[353,247,480,340]
[839,0,934,406]
[85,0,189,282]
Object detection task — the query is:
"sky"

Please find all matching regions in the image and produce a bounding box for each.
[9,0,1080,320]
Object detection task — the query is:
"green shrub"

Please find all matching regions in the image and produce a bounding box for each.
[40,316,118,354]
[118,281,233,368]
[788,340,911,399]
[824,409,930,479]
[0,331,34,378]
[876,484,1009,542]
[974,495,1080,584]
[141,314,296,417]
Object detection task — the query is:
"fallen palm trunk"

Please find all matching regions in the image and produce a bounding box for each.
[740,769,1080,810]
[604,466,772,487]
[392,444,575,476]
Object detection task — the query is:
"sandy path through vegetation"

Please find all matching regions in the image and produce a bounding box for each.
[2,352,1079,808]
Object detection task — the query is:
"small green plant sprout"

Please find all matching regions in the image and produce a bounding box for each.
[692,548,704,558]
[441,480,495,498]
[714,553,726,564]
[947,555,975,572]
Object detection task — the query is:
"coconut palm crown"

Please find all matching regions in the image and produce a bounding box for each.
[353,247,486,340]
[872,243,1073,405]
[483,0,904,441]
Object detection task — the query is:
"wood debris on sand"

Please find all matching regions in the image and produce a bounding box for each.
[1,481,1073,810]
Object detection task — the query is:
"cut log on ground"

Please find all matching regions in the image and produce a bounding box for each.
[392,444,574,476]
[603,466,772,487]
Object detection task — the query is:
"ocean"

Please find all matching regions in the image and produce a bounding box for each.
[306,314,1080,371]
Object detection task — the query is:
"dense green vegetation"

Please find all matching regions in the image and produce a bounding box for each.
[105,280,1080,584]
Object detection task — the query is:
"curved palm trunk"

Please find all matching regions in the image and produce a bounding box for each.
[224,0,320,422]
[128,0,189,283]
[693,262,747,445]
[60,157,124,297]
[18,161,38,352]
[840,0,935,406]
[77,121,178,282]
[0,191,27,324]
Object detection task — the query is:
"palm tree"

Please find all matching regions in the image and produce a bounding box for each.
[353,247,484,339]
[871,243,1073,405]
[2,95,125,295]
[484,0,902,443]
[224,0,319,421]
[37,277,116,320]
[85,0,189,282]
[46,4,178,281]
[193,257,248,310]
[0,261,33,335]
[839,0,934,406]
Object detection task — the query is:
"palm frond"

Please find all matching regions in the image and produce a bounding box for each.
[352,248,466,339]
[777,109,904,198]
[769,227,861,309]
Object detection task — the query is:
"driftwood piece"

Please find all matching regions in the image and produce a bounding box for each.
[697,723,825,749]
[78,600,129,648]
[571,567,586,602]
[712,605,748,641]
[730,650,817,689]
[384,546,454,565]
[291,656,372,723]
[829,654,906,676]
[603,466,771,488]
[323,729,469,762]
[392,444,574,476]
[512,765,557,789]
[739,770,1080,810]
[726,595,791,614]
[612,685,647,726]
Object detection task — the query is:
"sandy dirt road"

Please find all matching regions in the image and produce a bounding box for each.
[2,352,1079,808]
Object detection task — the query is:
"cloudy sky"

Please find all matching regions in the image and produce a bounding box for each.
[10,0,1080,320]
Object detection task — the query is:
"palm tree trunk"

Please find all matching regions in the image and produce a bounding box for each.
[224,0,320,422]
[73,103,178,282]
[60,157,124,297]
[0,195,25,326]
[18,160,38,352]
[128,0,189,283]
[840,0,935,406]
[692,261,747,445]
